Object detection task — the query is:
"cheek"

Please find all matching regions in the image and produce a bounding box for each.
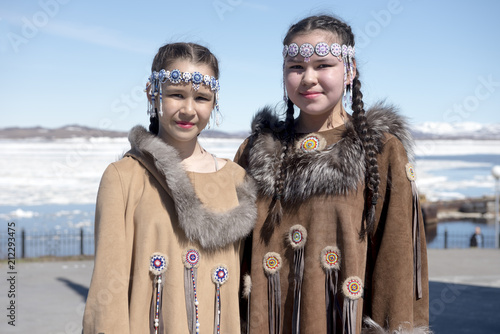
[285,72,301,92]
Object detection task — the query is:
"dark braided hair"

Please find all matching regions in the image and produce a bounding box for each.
[148,43,220,135]
[279,15,380,236]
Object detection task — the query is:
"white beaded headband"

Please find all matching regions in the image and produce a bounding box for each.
[282,42,355,108]
[147,69,220,117]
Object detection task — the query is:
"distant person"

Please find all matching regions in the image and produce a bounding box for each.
[470,226,484,248]
[83,42,256,333]
[234,14,430,333]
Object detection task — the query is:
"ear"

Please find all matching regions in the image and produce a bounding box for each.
[145,82,153,104]
[350,58,357,82]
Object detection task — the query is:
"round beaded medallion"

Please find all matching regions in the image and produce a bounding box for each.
[405,162,416,181]
[183,248,201,268]
[320,246,341,271]
[288,225,307,249]
[301,136,319,151]
[287,43,299,57]
[169,69,181,84]
[212,266,229,285]
[263,252,282,275]
[299,43,314,59]
[342,276,363,300]
[149,253,168,275]
[331,43,342,58]
[315,42,330,57]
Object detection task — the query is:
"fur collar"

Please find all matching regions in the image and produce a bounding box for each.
[246,102,414,204]
[126,126,257,251]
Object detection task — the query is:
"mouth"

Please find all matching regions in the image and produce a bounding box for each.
[176,121,195,129]
[300,91,322,99]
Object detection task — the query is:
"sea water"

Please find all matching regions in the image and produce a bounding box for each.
[1,137,499,250]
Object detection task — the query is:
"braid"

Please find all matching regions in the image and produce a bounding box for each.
[149,115,159,135]
[351,69,380,237]
[264,98,296,229]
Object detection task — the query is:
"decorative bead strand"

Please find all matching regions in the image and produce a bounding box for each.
[154,274,161,334]
[191,267,200,333]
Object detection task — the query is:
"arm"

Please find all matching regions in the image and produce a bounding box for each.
[367,137,429,331]
[83,163,132,334]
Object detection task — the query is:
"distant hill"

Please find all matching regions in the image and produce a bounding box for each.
[0,125,249,140]
[0,123,498,140]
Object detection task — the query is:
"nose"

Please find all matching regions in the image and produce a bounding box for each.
[180,97,196,116]
[301,67,317,86]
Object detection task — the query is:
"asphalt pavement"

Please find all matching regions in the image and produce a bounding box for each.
[0,249,499,333]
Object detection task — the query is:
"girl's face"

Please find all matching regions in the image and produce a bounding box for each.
[284,30,348,119]
[157,59,215,146]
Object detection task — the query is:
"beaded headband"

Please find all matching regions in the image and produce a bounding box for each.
[282,42,355,108]
[147,69,220,118]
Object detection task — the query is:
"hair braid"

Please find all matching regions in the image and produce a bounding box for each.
[264,98,296,228]
[351,69,380,237]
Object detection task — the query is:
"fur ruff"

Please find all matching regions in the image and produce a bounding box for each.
[247,102,414,204]
[127,126,257,251]
[362,317,433,334]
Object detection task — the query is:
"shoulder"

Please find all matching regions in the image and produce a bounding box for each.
[100,155,148,189]
[365,101,415,163]
[220,159,247,184]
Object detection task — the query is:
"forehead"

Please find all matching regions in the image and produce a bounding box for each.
[168,59,215,78]
[289,30,340,46]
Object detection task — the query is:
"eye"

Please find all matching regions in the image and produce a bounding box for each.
[288,64,304,70]
[318,64,333,69]
[196,96,211,102]
[168,93,184,98]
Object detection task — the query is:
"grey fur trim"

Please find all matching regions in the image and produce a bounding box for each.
[242,273,252,299]
[362,317,433,334]
[128,126,257,251]
[247,102,414,203]
[365,101,415,163]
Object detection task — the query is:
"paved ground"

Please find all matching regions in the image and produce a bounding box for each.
[0,249,499,333]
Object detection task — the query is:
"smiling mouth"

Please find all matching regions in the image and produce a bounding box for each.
[176,121,195,129]
[300,92,322,99]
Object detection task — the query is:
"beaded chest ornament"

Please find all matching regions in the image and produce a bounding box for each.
[183,248,201,333]
[149,253,168,334]
[287,225,307,334]
[212,265,229,334]
[406,162,423,300]
[282,42,355,108]
[147,69,220,121]
[342,276,363,334]
[263,252,283,334]
[320,246,341,334]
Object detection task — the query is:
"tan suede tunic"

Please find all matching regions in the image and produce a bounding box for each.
[236,126,429,333]
[83,153,247,334]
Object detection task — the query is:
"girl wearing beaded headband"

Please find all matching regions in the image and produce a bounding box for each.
[83,42,257,334]
[234,14,429,334]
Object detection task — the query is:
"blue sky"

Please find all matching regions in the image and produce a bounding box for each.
[1,0,499,133]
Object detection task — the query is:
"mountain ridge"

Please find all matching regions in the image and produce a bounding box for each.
[0,123,499,140]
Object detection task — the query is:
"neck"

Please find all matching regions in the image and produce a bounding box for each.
[159,133,203,161]
[296,105,345,133]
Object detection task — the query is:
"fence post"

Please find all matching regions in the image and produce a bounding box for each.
[80,228,84,256]
[444,228,448,249]
[21,229,25,258]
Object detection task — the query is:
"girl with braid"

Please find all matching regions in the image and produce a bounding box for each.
[235,15,430,334]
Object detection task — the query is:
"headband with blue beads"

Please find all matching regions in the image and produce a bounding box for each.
[147,69,220,117]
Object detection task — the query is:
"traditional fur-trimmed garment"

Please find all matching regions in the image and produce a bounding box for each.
[235,103,430,334]
[83,126,257,334]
